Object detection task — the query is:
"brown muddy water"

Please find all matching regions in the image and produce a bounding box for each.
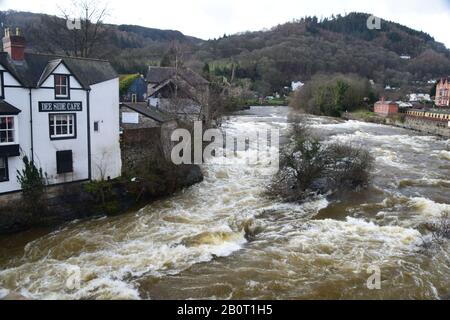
[0,106,449,300]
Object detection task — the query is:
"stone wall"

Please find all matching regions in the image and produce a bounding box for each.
[121,127,163,177]
[344,112,450,138]
[120,105,161,129]
[0,181,97,235]
[120,124,202,187]
[387,117,450,138]
[120,121,180,175]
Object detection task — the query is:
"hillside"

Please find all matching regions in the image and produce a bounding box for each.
[1,11,450,95]
[195,13,450,94]
[0,10,202,72]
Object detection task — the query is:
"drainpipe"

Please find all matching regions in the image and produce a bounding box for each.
[87,89,92,181]
[29,88,34,162]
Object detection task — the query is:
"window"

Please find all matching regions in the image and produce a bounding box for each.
[0,116,16,144]
[0,157,8,182]
[56,150,73,174]
[49,114,76,140]
[94,121,100,132]
[54,75,69,98]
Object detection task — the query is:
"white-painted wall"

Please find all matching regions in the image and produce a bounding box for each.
[31,67,90,185]
[0,61,122,195]
[0,69,31,194]
[90,78,122,180]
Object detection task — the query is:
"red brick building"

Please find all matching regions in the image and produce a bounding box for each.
[435,78,450,108]
[374,99,399,116]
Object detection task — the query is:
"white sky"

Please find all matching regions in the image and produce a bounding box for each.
[1,0,450,48]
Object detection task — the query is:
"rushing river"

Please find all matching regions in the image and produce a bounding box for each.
[1,106,449,300]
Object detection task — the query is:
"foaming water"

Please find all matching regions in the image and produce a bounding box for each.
[1,108,449,300]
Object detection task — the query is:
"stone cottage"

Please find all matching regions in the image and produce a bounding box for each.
[146,66,209,121]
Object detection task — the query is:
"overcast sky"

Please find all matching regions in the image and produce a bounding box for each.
[1,0,450,48]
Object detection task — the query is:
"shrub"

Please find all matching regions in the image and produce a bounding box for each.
[290,73,376,117]
[16,156,47,212]
[324,143,374,190]
[431,213,450,242]
[267,122,374,202]
[83,180,119,215]
[420,213,450,253]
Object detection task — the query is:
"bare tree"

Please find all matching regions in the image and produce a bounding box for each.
[160,41,191,70]
[31,0,110,58]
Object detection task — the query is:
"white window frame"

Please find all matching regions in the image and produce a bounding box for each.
[49,114,76,140]
[54,74,69,99]
[0,115,18,145]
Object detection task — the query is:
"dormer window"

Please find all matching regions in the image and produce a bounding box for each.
[54,74,70,99]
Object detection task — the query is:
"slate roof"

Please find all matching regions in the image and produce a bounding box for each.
[376,100,399,105]
[120,102,174,123]
[0,52,117,89]
[0,100,21,115]
[148,79,173,97]
[146,66,208,86]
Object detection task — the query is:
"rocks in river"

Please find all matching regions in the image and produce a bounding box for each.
[179,165,204,187]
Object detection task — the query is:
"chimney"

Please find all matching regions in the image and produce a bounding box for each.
[2,27,26,61]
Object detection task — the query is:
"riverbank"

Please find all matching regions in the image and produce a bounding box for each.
[0,125,204,236]
[343,111,450,138]
[243,98,289,107]
[0,165,203,236]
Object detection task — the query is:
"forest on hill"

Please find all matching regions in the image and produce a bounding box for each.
[1,10,450,96]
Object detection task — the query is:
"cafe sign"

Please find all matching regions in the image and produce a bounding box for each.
[39,101,83,112]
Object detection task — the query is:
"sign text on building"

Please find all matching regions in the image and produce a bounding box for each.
[39,102,83,112]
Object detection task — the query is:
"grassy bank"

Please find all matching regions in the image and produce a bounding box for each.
[243,98,289,107]
[342,110,387,124]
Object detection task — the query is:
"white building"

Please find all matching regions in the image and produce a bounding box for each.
[291,81,304,92]
[0,29,121,195]
[396,101,414,108]
[408,93,432,103]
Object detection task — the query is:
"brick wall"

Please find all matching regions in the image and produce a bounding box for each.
[436,80,450,107]
[374,103,399,116]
